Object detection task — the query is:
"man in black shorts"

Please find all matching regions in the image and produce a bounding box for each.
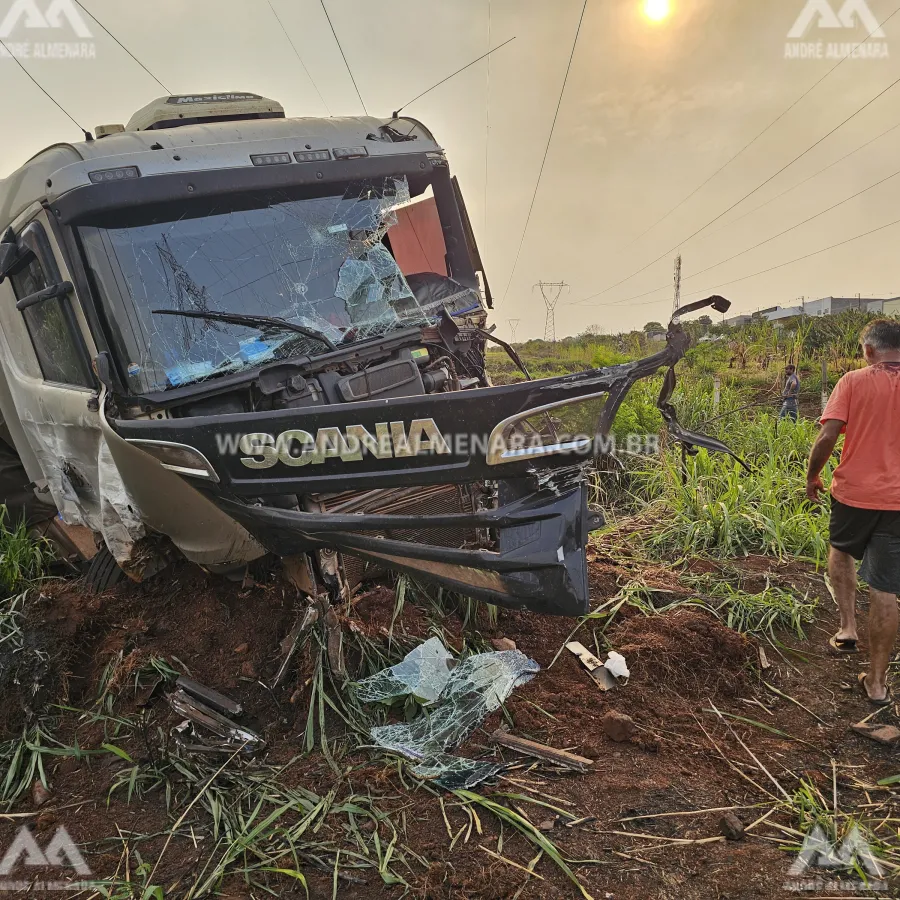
[807,320,900,704]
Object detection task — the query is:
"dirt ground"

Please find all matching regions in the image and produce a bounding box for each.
[2,552,899,899]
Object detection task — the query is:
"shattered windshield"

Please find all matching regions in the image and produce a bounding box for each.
[79,177,433,393]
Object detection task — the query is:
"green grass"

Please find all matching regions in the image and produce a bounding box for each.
[624,411,829,565]
[0,505,52,592]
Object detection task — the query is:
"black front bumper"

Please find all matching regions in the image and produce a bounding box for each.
[113,296,735,616]
[213,466,592,616]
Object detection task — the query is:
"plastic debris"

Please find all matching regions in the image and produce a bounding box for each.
[604,651,630,681]
[358,638,539,788]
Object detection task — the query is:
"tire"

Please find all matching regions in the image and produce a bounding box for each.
[86,546,127,594]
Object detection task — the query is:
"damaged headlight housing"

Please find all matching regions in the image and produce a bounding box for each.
[129,440,219,482]
[486,393,609,466]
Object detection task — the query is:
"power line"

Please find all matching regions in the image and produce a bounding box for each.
[577,46,900,306]
[319,0,367,115]
[72,0,169,93]
[0,37,89,137]
[628,214,900,310]
[393,36,516,117]
[579,163,900,308]
[267,0,331,114]
[497,0,589,308]
[616,4,900,252]
[703,118,900,241]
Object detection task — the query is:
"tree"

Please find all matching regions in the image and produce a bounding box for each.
[643,321,665,333]
[698,315,713,327]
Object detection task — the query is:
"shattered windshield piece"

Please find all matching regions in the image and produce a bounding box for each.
[360,641,539,789]
[410,754,506,790]
[78,177,432,393]
[356,636,455,704]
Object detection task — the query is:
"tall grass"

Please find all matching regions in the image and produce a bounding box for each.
[628,413,829,564]
[0,506,52,592]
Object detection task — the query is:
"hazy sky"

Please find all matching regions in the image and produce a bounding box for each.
[1,0,899,340]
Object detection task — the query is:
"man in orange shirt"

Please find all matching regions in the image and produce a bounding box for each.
[807,319,900,705]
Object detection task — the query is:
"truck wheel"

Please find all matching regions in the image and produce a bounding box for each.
[86,547,126,594]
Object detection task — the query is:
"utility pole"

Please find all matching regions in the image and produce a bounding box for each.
[534,281,568,342]
[507,319,521,342]
[672,253,682,316]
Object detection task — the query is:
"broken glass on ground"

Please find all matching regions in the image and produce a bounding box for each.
[356,635,454,703]
[357,639,539,789]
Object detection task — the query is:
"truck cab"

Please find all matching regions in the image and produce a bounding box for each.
[0,92,728,614]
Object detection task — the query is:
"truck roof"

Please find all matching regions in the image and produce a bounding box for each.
[0,113,441,230]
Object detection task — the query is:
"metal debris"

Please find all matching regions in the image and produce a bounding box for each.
[272,605,319,688]
[566,641,617,691]
[167,688,264,755]
[176,675,243,716]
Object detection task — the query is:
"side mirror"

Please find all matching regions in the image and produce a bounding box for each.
[0,228,18,280]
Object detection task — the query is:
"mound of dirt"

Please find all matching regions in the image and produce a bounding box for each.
[611,608,754,698]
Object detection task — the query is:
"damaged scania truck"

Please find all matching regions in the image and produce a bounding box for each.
[0,92,732,615]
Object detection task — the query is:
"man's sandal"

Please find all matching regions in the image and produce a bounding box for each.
[829,636,859,654]
[858,672,892,706]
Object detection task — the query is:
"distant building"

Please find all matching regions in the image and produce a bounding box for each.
[766,306,804,326]
[724,297,900,327]
[800,297,894,317]
[646,330,667,342]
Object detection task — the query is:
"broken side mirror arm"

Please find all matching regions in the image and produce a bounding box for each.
[15,280,74,311]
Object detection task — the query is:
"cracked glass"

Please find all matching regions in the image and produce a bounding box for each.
[79,177,433,393]
[358,640,539,789]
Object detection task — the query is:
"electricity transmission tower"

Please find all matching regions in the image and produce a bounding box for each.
[672,253,682,317]
[534,281,568,342]
[507,319,521,342]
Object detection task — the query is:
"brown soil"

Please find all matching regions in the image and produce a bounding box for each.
[613,608,753,698]
[2,557,899,900]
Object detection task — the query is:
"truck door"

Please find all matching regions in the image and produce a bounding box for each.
[0,206,102,529]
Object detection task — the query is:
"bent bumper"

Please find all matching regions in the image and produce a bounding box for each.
[211,466,593,615]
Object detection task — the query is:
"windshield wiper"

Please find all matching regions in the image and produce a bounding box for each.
[152,309,337,351]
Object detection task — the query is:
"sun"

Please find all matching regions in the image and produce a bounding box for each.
[643,0,671,22]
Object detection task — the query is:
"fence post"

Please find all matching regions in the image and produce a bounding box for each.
[821,358,829,414]
[713,376,721,414]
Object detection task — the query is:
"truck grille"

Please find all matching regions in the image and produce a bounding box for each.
[316,484,477,590]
